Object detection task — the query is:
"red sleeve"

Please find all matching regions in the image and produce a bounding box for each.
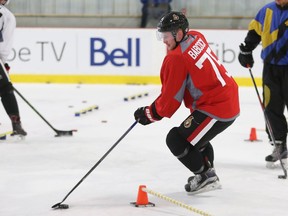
[154,53,187,118]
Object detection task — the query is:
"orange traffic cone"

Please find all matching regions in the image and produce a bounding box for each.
[250,127,257,141]
[245,127,261,142]
[130,185,155,207]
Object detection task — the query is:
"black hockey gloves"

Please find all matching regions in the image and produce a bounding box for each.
[4,63,10,72]
[134,103,163,125]
[134,106,153,125]
[238,43,254,68]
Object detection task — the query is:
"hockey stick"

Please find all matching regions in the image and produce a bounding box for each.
[13,87,76,137]
[248,68,287,179]
[51,120,138,209]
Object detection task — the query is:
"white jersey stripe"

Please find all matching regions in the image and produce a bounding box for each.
[190,118,217,146]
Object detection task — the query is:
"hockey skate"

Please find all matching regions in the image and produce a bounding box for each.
[185,168,221,195]
[265,141,288,169]
[9,115,27,137]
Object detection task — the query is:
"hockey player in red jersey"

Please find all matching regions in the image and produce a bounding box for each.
[134,11,240,194]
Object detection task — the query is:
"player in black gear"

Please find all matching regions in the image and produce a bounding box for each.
[238,0,288,168]
[0,0,27,136]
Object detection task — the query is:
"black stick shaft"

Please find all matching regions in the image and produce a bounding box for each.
[52,120,138,208]
[13,87,57,132]
[13,87,74,136]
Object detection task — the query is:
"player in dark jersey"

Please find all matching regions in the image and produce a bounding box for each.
[134,11,240,194]
[0,0,27,136]
[238,0,288,169]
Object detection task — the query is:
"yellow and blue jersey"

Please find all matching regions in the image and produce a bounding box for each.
[247,2,288,65]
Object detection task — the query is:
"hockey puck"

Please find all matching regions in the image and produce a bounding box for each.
[101,120,108,123]
[58,204,69,209]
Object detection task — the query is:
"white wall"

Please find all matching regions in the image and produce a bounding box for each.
[8,28,263,83]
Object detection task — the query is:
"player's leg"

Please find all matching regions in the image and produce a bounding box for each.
[263,63,287,166]
[0,65,27,136]
[166,110,234,193]
[185,118,233,192]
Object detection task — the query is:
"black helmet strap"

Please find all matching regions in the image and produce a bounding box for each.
[172,29,186,47]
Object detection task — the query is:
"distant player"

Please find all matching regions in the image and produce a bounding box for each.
[238,0,288,168]
[0,0,27,136]
[134,11,240,194]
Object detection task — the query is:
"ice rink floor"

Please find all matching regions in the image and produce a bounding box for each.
[1,83,288,216]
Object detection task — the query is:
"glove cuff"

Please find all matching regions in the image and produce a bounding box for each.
[239,49,252,55]
[150,102,163,120]
[144,106,158,123]
[239,43,253,55]
[145,103,163,123]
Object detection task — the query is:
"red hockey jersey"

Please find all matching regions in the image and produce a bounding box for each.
[154,30,240,121]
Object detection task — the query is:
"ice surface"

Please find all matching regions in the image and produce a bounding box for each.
[1,84,287,216]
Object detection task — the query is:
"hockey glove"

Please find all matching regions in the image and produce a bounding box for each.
[4,63,10,72]
[238,43,254,68]
[134,104,162,125]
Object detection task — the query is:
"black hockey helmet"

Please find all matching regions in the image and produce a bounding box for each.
[157,11,189,34]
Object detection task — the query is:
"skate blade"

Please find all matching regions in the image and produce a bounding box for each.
[266,160,288,170]
[187,181,222,195]
[10,134,26,141]
[0,135,25,143]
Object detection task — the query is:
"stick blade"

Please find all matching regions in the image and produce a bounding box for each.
[52,203,69,209]
[51,202,61,209]
[55,129,77,137]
